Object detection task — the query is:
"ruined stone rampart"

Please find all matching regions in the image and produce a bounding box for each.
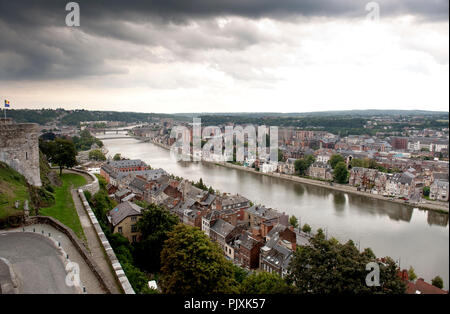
[0,123,42,186]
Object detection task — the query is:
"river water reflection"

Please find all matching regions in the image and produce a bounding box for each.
[100,135,449,288]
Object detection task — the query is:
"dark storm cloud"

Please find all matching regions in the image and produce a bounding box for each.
[0,0,447,81]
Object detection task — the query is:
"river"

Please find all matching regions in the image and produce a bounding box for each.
[99,134,449,288]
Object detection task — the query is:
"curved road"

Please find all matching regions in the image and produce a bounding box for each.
[0,232,76,294]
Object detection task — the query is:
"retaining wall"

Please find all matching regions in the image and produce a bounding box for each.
[78,189,135,294]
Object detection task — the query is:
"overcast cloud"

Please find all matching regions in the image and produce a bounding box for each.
[0,0,448,112]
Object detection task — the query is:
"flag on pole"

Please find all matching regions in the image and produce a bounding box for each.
[4,100,10,108]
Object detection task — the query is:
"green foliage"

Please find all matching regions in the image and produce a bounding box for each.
[121,262,154,294]
[113,153,122,161]
[294,155,315,176]
[39,173,87,240]
[72,130,103,151]
[329,154,345,169]
[39,150,56,188]
[96,174,108,190]
[333,162,349,184]
[160,224,239,294]
[88,182,150,294]
[232,265,249,284]
[278,149,284,162]
[422,186,430,197]
[88,149,106,161]
[408,266,417,281]
[29,185,55,209]
[134,203,179,273]
[89,189,116,225]
[240,272,290,294]
[289,216,298,229]
[40,138,77,175]
[287,231,406,294]
[193,178,208,191]
[431,276,444,289]
[0,162,30,220]
[83,190,92,203]
[349,158,388,173]
[302,223,312,234]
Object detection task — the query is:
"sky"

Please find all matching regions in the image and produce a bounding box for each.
[0,0,448,113]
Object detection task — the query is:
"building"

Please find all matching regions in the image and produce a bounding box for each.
[405,278,448,294]
[390,137,408,150]
[233,232,263,270]
[114,188,132,202]
[307,162,333,180]
[430,180,449,202]
[209,218,242,256]
[259,242,293,278]
[107,201,143,243]
[243,205,289,238]
[385,172,416,198]
[100,159,149,184]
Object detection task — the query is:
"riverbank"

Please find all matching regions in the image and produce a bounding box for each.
[146,138,448,214]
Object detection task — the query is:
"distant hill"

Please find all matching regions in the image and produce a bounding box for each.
[175,110,448,118]
[6,108,448,126]
[7,109,188,126]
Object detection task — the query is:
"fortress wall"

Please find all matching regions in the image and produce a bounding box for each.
[0,123,42,187]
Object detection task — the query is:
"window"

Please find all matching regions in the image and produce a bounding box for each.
[131,224,137,233]
[132,235,137,242]
[131,216,137,222]
[118,226,123,234]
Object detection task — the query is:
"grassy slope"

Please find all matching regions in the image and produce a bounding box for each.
[40,173,87,240]
[0,162,30,220]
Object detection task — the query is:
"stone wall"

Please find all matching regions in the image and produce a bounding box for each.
[78,189,135,294]
[0,123,42,186]
[70,168,100,194]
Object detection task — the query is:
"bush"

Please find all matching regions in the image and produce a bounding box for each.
[83,190,92,203]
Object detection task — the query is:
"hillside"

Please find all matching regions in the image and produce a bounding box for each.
[7,109,184,126]
[0,162,30,221]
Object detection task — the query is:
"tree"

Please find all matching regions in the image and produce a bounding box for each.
[305,155,316,165]
[289,216,298,229]
[232,265,249,284]
[113,153,122,161]
[193,178,208,190]
[240,272,290,294]
[333,162,349,184]
[134,203,179,272]
[41,138,77,175]
[294,155,316,176]
[408,266,417,281]
[72,129,103,151]
[294,159,309,176]
[89,149,106,161]
[431,276,444,289]
[423,186,430,197]
[329,154,345,169]
[278,149,284,162]
[302,223,312,234]
[287,231,406,294]
[160,224,239,294]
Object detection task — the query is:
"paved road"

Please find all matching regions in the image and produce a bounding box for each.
[0,232,76,294]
